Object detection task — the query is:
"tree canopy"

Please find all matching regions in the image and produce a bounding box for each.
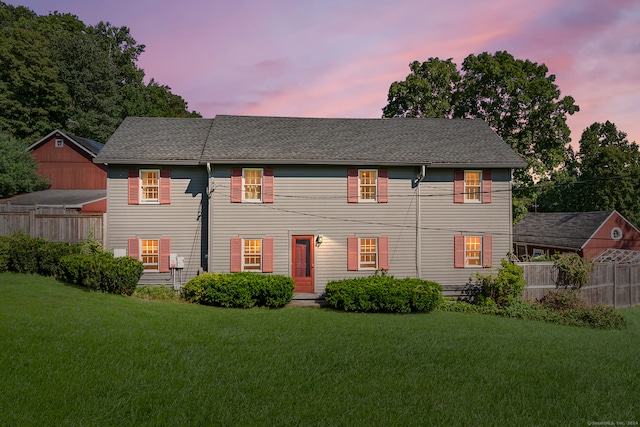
[536,121,640,226]
[0,1,200,143]
[0,131,48,198]
[384,52,579,192]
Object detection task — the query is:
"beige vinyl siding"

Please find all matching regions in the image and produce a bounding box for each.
[209,165,419,295]
[106,165,207,285]
[419,168,514,286]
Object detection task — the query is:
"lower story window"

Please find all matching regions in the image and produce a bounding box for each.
[465,236,481,266]
[244,239,262,271]
[359,238,377,269]
[142,239,159,270]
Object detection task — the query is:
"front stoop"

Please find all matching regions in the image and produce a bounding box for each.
[287,293,328,308]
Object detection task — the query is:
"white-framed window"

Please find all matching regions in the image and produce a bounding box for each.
[359,169,378,201]
[359,237,378,269]
[55,138,64,148]
[243,239,262,271]
[465,236,482,266]
[243,168,263,202]
[141,239,159,270]
[465,171,481,202]
[140,169,159,203]
[532,248,547,258]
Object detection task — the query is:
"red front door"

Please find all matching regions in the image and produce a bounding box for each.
[292,235,314,293]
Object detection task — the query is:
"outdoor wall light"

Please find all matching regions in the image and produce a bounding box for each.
[316,235,324,245]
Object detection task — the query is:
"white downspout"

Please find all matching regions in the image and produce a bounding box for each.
[416,165,426,278]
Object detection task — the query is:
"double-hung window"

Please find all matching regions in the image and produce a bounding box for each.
[230,237,274,272]
[347,168,388,203]
[243,239,262,271]
[141,239,159,270]
[128,169,171,205]
[230,168,274,203]
[141,170,159,203]
[454,235,493,268]
[454,170,492,204]
[127,237,171,272]
[347,236,389,271]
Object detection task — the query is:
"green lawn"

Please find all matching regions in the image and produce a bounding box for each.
[1,272,639,426]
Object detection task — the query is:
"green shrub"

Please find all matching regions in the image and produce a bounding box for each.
[553,253,593,290]
[181,272,294,308]
[0,235,11,272]
[59,252,143,295]
[475,259,525,306]
[6,234,41,274]
[538,289,584,311]
[439,299,625,330]
[325,276,442,313]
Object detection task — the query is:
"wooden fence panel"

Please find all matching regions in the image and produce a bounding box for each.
[0,205,104,245]
[518,261,640,308]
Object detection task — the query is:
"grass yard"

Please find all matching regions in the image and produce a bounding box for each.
[1,272,639,426]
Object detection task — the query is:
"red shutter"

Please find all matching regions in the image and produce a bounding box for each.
[482,170,492,204]
[263,168,274,203]
[159,238,171,272]
[262,237,274,272]
[128,238,140,260]
[454,235,464,268]
[454,170,464,204]
[128,170,139,205]
[347,169,358,203]
[347,236,359,270]
[377,169,388,203]
[230,238,242,272]
[378,236,389,270]
[159,170,171,204]
[230,168,242,203]
[483,235,493,267]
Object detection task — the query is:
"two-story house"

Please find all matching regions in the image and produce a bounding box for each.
[94,115,526,296]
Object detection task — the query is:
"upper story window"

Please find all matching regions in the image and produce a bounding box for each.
[231,168,274,203]
[454,170,492,204]
[141,170,159,203]
[359,170,377,201]
[128,169,171,205]
[465,171,481,202]
[244,169,262,201]
[55,138,64,148]
[347,168,388,203]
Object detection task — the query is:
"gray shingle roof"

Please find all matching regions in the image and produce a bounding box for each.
[95,115,526,168]
[94,117,213,165]
[513,211,615,250]
[202,115,527,167]
[3,189,106,208]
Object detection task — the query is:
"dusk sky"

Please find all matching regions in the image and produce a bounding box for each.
[7,0,640,146]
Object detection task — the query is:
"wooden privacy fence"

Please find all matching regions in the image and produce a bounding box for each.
[0,204,104,245]
[518,262,640,308]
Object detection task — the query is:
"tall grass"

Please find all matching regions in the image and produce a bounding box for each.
[1,272,638,426]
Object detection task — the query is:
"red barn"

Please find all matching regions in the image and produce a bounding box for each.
[10,130,108,213]
[514,211,640,263]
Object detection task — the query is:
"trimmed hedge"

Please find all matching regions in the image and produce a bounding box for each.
[181,272,294,308]
[0,234,81,276]
[58,252,144,295]
[0,234,143,295]
[325,276,443,313]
